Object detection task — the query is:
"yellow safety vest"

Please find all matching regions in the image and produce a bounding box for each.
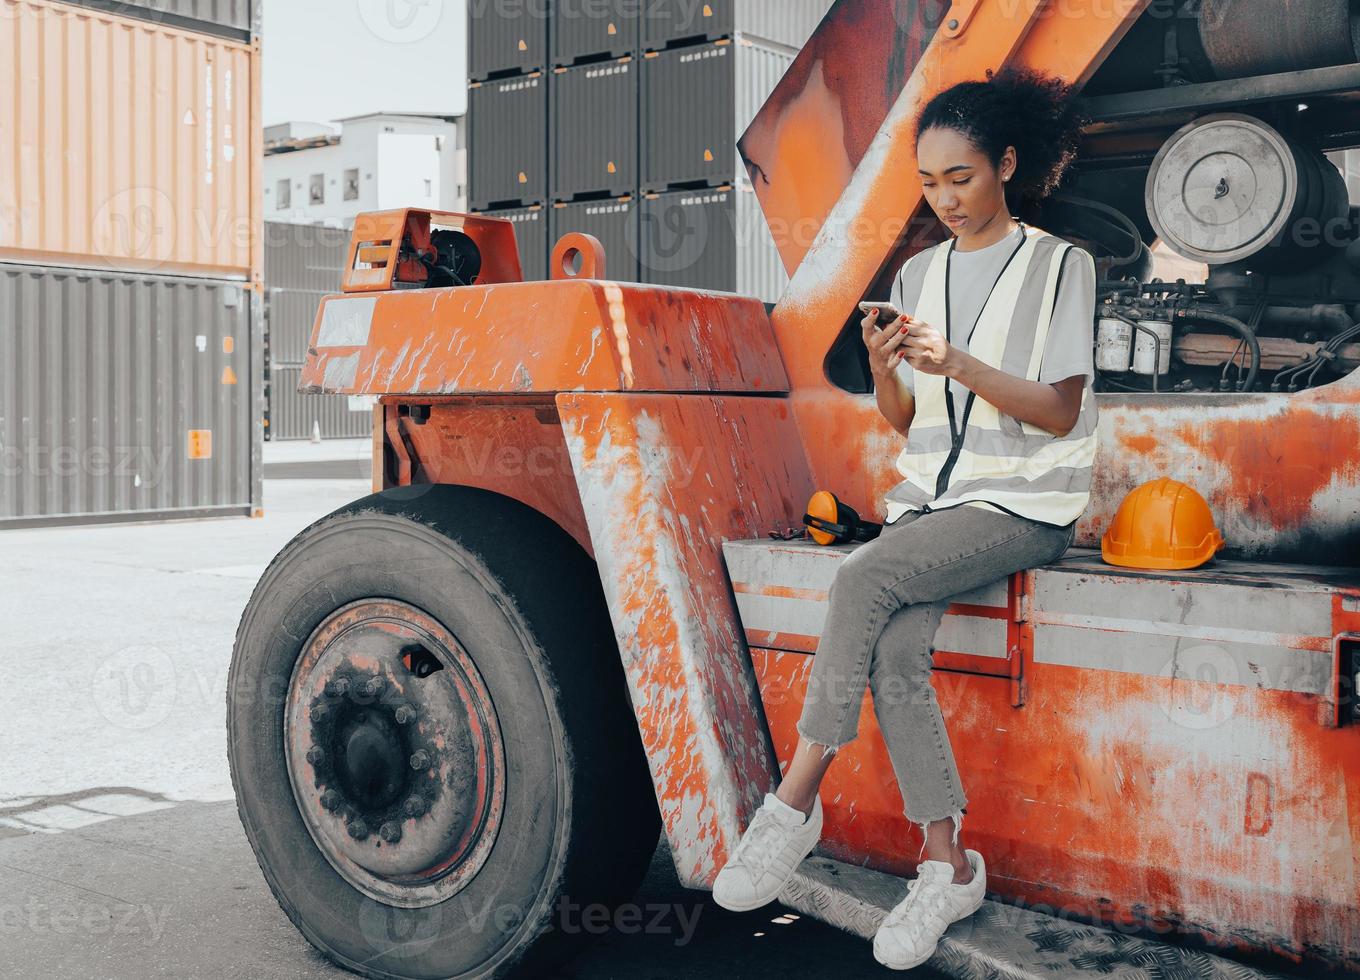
[884,224,1099,526]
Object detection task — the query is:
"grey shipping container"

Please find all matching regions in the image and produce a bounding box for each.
[267,289,328,365]
[641,0,832,52]
[474,205,550,281]
[0,263,261,528]
[469,73,549,210]
[469,1,549,79]
[264,222,351,291]
[550,198,640,282]
[264,222,350,366]
[639,183,786,303]
[553,0,637,65]
[64,0,256,41]
[551,59,638,201]
[267,366,372,442]
[641,37,794,192]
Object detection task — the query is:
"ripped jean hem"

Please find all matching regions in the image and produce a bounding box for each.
[905,807,966,862]
[794,719,852,762]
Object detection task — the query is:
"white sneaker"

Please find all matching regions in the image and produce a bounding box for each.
[873,849,987,971]
[712,792,823,912]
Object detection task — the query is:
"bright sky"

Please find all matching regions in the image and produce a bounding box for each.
[262,0,468,127]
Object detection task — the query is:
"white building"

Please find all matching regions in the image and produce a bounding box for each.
[264,112,468,226]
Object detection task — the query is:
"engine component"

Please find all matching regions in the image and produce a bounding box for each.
[1132,317,1174,376]
[1096,316,1134,372]
[1145,113,1349,269]
[1197,0,1359,79]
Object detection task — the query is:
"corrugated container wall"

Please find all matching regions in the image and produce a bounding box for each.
[734,181,787,303]
[469,73,549,210]
[641,0,832,51]
[551,59,638,201]
[551,199,640,282]
[63,0,257,40]
[264,222,349,366]
[641,38,793,191]
[0,0,261,280]
[553,0,637,65]
[469,1,548,79]
[0,263,261,526]
[267,366,371,441]
[640,185,785,303]
[475,206,549,281]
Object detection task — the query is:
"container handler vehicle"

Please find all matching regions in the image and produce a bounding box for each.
[228,1,1360,976]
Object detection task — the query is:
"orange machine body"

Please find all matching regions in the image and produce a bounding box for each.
[300,2,1360,972]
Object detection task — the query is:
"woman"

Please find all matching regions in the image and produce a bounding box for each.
[712,67,1099,971]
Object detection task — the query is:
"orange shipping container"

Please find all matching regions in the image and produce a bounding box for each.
[0,0,261,281]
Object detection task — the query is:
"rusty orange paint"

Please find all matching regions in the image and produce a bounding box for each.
[1177,409,1360,527]
[1087,380,1360,561]
[378,399,592,553]
[555,391,817,887]
[739,0,946,276]
[1119,432,1159,454]
[303,281,785,397]
[754,644,1359,968]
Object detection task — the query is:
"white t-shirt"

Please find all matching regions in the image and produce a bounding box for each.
[887,226,1096,390]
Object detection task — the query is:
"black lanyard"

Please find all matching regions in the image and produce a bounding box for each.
[935,221,1028,499]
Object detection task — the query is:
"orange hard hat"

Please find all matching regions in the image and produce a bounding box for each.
[1101,477,1225,570]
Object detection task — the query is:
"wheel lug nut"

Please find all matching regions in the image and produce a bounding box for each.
[394,703,416,725]
[309,703,329,723]
[306,746,325,766]
[379,822,402,844]
[402,795,427,819]
[409,750,432,771]
[364,675,386,697]
[320,790,341,812]
[348,818,370,840]
[325,677,350,698]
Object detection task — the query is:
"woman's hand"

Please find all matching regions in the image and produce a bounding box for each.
[862,311,911,380]
[898,317,960,376]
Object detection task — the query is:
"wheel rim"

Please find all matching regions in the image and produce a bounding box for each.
[284,598,506,908]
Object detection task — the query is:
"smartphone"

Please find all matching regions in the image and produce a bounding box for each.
[858,301,905,329]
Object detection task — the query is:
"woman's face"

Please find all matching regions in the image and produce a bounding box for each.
[915,125,1015,240]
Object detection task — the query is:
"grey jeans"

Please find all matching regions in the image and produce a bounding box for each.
[795,504,1075,854]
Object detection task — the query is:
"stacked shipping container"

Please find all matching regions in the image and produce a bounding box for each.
[263,222,370,441]
[0,0,263,527]
[468,0,830,301]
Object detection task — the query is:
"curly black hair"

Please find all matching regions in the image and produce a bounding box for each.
[913,66,1088,202]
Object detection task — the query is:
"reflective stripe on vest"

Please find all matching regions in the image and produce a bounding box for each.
[883,227,1099,526]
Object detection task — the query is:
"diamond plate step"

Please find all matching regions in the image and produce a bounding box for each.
[779,856,1293,980]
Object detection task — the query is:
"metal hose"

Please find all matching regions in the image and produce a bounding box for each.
[1050,192,1144,267]
[1174,308,1262,393]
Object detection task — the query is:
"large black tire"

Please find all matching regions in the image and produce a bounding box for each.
[227,485,661,979]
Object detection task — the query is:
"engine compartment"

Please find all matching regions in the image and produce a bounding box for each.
[829,0,1360,397]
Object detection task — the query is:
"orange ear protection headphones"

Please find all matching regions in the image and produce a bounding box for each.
[803,490,882,545]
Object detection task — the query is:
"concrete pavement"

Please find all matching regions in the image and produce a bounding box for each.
[0,801,939,979]
[2,477,373,833]
[1,463,946,977]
